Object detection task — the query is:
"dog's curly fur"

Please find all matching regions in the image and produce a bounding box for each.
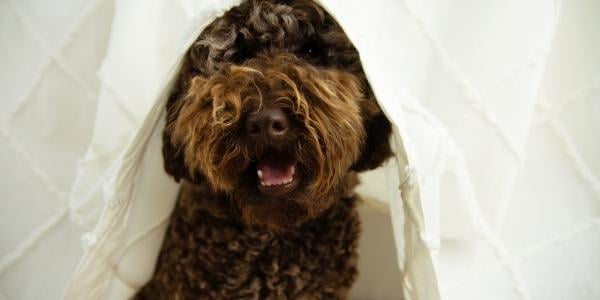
[137,0,392,298]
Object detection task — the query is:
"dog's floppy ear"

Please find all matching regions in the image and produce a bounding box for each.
[162,64,204,184]
[351,98,393,172]
[162,89,189,183]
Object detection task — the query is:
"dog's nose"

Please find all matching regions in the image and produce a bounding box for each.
[245,107,289,141]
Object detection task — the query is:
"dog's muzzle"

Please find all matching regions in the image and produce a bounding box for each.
[246,107,301,196]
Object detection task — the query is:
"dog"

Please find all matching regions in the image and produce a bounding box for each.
[136,0,392,298]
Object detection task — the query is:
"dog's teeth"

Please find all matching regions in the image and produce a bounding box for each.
[291,166,295,176]
[261,176,294,187]
[257,170,263,179]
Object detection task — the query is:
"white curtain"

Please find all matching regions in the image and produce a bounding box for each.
[1,0,599,299]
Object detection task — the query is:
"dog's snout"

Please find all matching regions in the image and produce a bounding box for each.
[245,107,289,141]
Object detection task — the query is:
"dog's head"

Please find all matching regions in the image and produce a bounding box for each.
[163,0,392,230]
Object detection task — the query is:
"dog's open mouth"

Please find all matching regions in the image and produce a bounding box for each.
[256,148,301,196]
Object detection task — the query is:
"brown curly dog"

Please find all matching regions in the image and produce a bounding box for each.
[136,0,392,299]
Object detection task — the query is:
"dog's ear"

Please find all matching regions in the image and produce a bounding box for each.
[351,99,393,172]
[162,65,205,184]
[162,90,189,183]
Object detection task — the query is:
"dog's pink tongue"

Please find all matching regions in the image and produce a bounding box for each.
[257,158,295,186]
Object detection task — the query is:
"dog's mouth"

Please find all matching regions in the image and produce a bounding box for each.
[255,148,301,196]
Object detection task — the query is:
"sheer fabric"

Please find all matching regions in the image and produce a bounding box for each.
[1,0,598,299]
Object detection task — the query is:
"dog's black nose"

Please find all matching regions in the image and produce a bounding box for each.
[245,107,289,141]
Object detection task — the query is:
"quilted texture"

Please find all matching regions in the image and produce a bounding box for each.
[0,0,599,299]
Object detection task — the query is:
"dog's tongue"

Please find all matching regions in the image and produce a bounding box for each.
[257,151,295,186]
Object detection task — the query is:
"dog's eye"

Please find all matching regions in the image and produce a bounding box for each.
[201,101,211,110]
[301,41,319,56]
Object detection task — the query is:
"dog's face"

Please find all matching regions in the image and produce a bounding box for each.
[163,0,392,230]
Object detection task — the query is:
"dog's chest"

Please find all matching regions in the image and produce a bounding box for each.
[139,195,360,299]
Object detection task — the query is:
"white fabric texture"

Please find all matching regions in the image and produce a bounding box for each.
[1,0,599,299]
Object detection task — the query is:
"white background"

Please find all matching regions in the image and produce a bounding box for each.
[1,0,599,299]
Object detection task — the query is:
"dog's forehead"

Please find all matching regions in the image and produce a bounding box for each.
[190,0,360,77]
